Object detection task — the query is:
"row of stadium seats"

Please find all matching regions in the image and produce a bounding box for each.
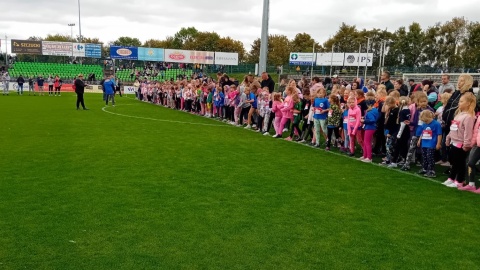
[10,62,103,79]
[116,69,194,82]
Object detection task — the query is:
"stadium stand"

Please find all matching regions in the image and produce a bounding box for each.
[9,62,103,80]
[116,69,194,82]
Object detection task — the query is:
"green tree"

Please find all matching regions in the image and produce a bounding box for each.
[112,36,142,47]
[247,35,290,65]
[183,31,220,51]
[290,33,321,53]
[143,38,175,49]
[462,22,480,69]
[439,17,468,68]
[172,27,198,49]
[216,37,246,62]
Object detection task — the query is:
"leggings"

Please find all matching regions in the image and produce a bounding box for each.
[55,86,61,95]
[363,129,376,159]
[327,127,340,148]
[278,117,292,136]
[262,112,271,132]
[449,146,469,183]
[422,148,435,172]
[301,122,314,141]
[274,116,282,135]
[185,99,193,112]
[385,136,395,162]
[289,120,301,138]
[392,131,410,163]
[48,85,53,95]
[467,146,480,187]
[239,107,250,125]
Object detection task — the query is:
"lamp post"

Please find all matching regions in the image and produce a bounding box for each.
[68,23,75,41]
[78,0,82,42]
[258,0,269,75]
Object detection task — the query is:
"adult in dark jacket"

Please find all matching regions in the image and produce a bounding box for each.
[16,75,25,95]
[74,74,88,110]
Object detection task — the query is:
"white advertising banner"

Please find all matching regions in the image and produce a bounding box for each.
[164,49,193,64]
[289,52,316,65]
[215,52,239,65]
[42,41,73,56]
[343,53,374,67]
[123,86,137,94]
[316,53,345,66]
[72,43,86,57]
[189,51,215,64]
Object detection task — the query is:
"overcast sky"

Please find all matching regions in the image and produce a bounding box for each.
[0,0,478,51]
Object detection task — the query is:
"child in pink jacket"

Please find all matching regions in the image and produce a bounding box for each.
[445,93,476,189]
[346,97,361,156]
[271,92,284,138]
[276,86,294,138]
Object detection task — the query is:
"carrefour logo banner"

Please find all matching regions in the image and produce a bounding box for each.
[110,46,138,60]
[72,43,86,57]
[289,52,316,65]
[138,47,164,61]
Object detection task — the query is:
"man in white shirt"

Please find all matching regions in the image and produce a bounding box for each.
[438,74,454,94]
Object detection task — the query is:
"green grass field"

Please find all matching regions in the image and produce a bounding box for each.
[1,92,480,269]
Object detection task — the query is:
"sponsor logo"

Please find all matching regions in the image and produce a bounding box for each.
[290,54,298,60]
[75,45,84,50]
[346,55,356,63]
[190,55,214,60]
[116,48,133,56]
[217,57,237,61]
[147,49,154,56]
[169,53,185,60]
[13,41,41,48]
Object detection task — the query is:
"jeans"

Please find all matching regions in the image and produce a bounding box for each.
[106,94,115,105]
[18,84,23,94]
[313,119,327,146]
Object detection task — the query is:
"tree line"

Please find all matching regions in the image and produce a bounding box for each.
[15,17,480,70]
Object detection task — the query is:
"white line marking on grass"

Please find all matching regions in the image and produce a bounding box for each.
[101,105,231,128]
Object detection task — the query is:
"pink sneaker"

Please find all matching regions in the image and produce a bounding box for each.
[458,185,477,191]
[284,137,292,141]
[472,187,480,194]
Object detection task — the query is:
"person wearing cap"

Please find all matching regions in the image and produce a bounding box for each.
[74,74,88,110]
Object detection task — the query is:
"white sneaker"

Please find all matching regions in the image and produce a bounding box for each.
[252,124,257,128]
[446,181,459,188]
[263,132,269,136]
[388,163,398,168]
[282,128,288,132]
[362,158,372,163]
[244,125,251,129]
[442,179,454,186]
[441,162,451,167]
[357,157,365,160]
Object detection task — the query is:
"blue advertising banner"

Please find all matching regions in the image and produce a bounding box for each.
[85,44,102,58]
[110,46,138,60]
[138,47,164,61]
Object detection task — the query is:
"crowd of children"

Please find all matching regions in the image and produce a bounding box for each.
[134,73,480,194]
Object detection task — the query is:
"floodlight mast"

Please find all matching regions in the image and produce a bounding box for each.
[258,0,269,75]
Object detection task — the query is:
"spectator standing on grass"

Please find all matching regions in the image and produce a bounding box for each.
[54,75,62,96]
[104,75,116,106]
[2,72,10,95]
[74,74,88,110]
[16,74,25,95]
[36,75,45,96]
[28,76,35,95]
[47,75,54,96]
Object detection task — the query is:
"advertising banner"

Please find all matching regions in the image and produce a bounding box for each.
[11,39,42,54]
[214,52,239,66]
[72,43,86,57]
[42,41,73,56]
[110,46,138,60]
[164,49,192,63]
[123,86,137,94]
[138,47,164,61]
[85,44,102,58]
[316,53,345,66]
[289,52,316,65]
[189,51,215,64]
[343,53,374,67]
